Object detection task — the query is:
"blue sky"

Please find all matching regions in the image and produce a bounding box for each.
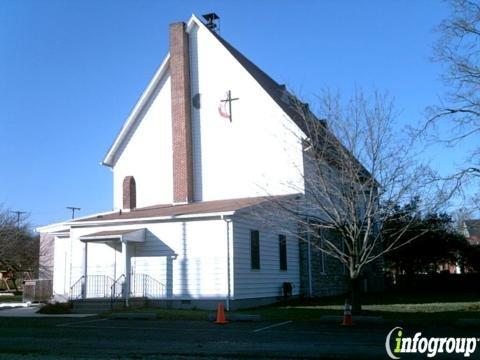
[0,0,471,228]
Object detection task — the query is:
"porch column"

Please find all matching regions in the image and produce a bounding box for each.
[82,242,88,299]
[166,256,173,298]
[122,241,130,306]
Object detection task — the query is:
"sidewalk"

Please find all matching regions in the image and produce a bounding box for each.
[0,305,96,317]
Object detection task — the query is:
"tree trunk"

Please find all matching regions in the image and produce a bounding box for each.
[348,276,362,314]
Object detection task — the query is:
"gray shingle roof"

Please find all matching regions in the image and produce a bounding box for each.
[74,194,297,223]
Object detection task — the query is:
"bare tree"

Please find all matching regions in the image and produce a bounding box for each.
[262,89,447,312]
[424,0,480,184]
[0,206,39,288]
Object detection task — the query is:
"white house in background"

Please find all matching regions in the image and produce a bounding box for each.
[37,14,350,309]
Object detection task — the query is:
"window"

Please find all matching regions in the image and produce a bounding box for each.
[250,230,260,270]
[279,235,287,271]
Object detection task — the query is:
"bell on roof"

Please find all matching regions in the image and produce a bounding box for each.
[202,13,220,31]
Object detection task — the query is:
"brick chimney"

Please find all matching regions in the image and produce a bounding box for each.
[170,22,194,203]
[123,176,136,210]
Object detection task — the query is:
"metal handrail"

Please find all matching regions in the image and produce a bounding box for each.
[70,275,115,300]
[131,273,166,299]
[71,273,166,301]
[144,274,166,299]
[110,274,125,310]
[69,275,85,300]
[110,274,125,299]
[86,275,114,298]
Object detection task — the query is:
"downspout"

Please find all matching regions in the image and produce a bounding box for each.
[221,215,232,311]
[83,242,88,299]
[69,236,73,297]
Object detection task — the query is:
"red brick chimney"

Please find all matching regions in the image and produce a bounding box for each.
[123,176,136,210]
[170,22,194,203]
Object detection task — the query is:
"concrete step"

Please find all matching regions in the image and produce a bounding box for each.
[71,297,147,314]
[72,297,147,304]
[71,307,117,314]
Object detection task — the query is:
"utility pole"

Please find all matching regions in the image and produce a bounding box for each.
[66,206,80,297]
[10,211,26,228]
[66,206,81,219]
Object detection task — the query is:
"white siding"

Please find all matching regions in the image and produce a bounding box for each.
[112,73,173,209]
[69,218,230,299]
[232,210,300,299]
[189,23,305,201]
[87,242,120,278]
[50,18,313,301]
[52,235,85,298]
[53,236,69,297]
[109,21,305,208]
[53,208,301,301]
[131,256,166,285]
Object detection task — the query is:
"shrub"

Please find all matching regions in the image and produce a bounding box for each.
[37,301,72,314]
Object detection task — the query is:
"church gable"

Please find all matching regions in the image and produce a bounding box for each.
[111,67,173,210]
[187,16,305,201]
[104,14,306,211]
[102,52,171,168]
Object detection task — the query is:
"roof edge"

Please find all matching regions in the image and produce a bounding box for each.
[193,16,308,138]
[35,221,70,233]
[35,209,118,232]
[102,53,171,167]
[70,211,235,227]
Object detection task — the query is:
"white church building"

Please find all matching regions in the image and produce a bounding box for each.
[37,14,352,309]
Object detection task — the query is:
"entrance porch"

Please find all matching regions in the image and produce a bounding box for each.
[69,228,171,301]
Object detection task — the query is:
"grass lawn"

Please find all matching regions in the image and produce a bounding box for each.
[243,291,480,324]
[0,294,23,303]
[107,307,211,321]
[106,291,480,325]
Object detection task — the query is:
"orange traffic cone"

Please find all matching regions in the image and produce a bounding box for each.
[214,303,228,324]
[342,300,353,326]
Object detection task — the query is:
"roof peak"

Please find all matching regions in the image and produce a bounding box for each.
[102,13,311,168]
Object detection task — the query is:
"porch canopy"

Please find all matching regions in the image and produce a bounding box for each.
[79,228,146,243]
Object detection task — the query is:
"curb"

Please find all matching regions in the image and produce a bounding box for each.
[208,313,262,322]
[319,315,385,324]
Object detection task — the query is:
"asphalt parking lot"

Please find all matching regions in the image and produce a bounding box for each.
[0,316,476,359]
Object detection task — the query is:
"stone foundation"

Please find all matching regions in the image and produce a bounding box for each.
[299,231,384,297]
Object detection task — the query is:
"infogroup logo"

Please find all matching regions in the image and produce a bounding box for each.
[385,327,479,358]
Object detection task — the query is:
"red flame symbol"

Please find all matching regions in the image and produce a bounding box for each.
[218,98,229,119]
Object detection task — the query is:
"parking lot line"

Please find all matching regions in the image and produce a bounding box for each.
[57,318,107,327]
[253,320,292,333]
